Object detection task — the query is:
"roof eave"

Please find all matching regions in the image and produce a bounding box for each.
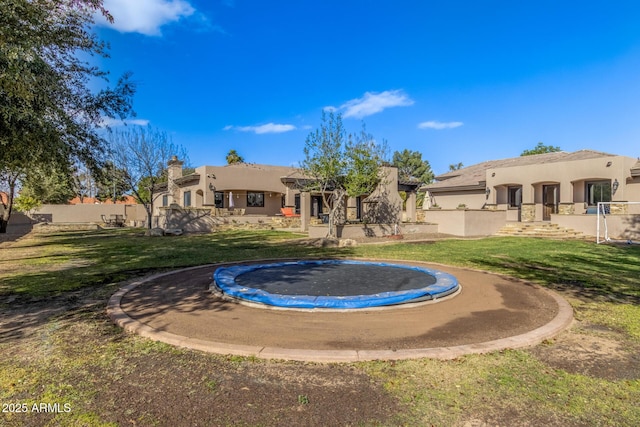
[424,183,486,193]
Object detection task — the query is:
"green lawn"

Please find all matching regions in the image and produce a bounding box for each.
[1,229,638,426]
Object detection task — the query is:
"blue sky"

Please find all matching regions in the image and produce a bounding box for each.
[94,0,640,175]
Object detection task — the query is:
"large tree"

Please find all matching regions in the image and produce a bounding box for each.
[392,149,434,208]
[392,149,434,184]
[17,162,76,205]
[0,0,135,232]
[94,161,130,202]
[109,126,188,230]
[301,112,387,237]
[521,142,561,156]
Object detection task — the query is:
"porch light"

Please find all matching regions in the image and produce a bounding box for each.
[485,187,491,196]
[209,183,215,191]
[612,179,619,194]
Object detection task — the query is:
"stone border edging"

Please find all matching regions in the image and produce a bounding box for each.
[107,261,574,363]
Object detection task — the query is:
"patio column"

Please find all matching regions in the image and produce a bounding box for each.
[558,181,574,214]
[521,183,534,204]
[521,203,536,222]
[559,181,572,203]
[405,192,417,222]
[300,192,311,231]
[284,186,296,207]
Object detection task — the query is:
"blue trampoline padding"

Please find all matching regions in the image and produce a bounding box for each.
[214,260,459,309]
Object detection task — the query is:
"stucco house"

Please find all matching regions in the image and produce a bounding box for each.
[423,150,640,238]
[158,158,302,216]
[155,158,424,236]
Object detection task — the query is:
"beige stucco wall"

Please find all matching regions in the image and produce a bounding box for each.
[308,222,438,239]
[157,164,301,216]
[426,190,487,210]
[31,204,147,225]
[430,154,639,221]
[626,176,640,202]
[362,166,404,225]
[486,155,635,206]
[197,164,299,208]
[552,213,640,239]
[423,209,507,236]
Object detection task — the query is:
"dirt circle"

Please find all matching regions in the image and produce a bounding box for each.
[108,259,573,362]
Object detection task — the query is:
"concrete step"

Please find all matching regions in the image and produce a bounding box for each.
[495,222,584,239]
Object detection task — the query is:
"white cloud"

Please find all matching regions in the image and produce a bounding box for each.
[418,121,464,130]
[224,123,297,134]
[100,117,150,127]
[332,90,414,119]
[96,0,195,36]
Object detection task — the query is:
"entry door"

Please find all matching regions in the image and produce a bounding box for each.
[543,185,559,221]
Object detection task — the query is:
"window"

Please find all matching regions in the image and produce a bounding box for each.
[162,195,168,207]
[183,191,192,207]
[247,192,264,207]
[586,181,611,206]
[214,192,224,208]
[507,186,522,208]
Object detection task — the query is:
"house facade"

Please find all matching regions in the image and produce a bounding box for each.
[423,150,640,238]
[156,159,423,236]
[159,159,302,216]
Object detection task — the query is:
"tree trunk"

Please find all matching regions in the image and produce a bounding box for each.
[0,218,7,234]
[327,189,346,238]
[146,205,153,229]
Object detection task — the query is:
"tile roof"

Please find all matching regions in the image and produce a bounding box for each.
[426,150,616,191]
[68,195,138,204]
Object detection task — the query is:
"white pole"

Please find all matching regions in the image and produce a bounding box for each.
[597,202,601,244]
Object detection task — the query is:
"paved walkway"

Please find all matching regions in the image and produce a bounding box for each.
[108,259,573,362]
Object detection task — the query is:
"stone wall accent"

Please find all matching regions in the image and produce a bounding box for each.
[33,223,100,233]
[270,217,301,228]
[559,203,575,215]
[157,207,214,232]
[610,203,629,214]
[521,204,536,222]
[308,222,437,239]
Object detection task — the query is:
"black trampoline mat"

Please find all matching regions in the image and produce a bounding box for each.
[233,263,437,296]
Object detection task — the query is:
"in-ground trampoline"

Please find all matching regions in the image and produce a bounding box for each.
[213,260,459,309]
[108,258,574,362]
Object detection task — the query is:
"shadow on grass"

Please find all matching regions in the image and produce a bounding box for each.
[1,230,353,297]
[468,244,640,303]
[0,223,33,246]
[0,230,355,341]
